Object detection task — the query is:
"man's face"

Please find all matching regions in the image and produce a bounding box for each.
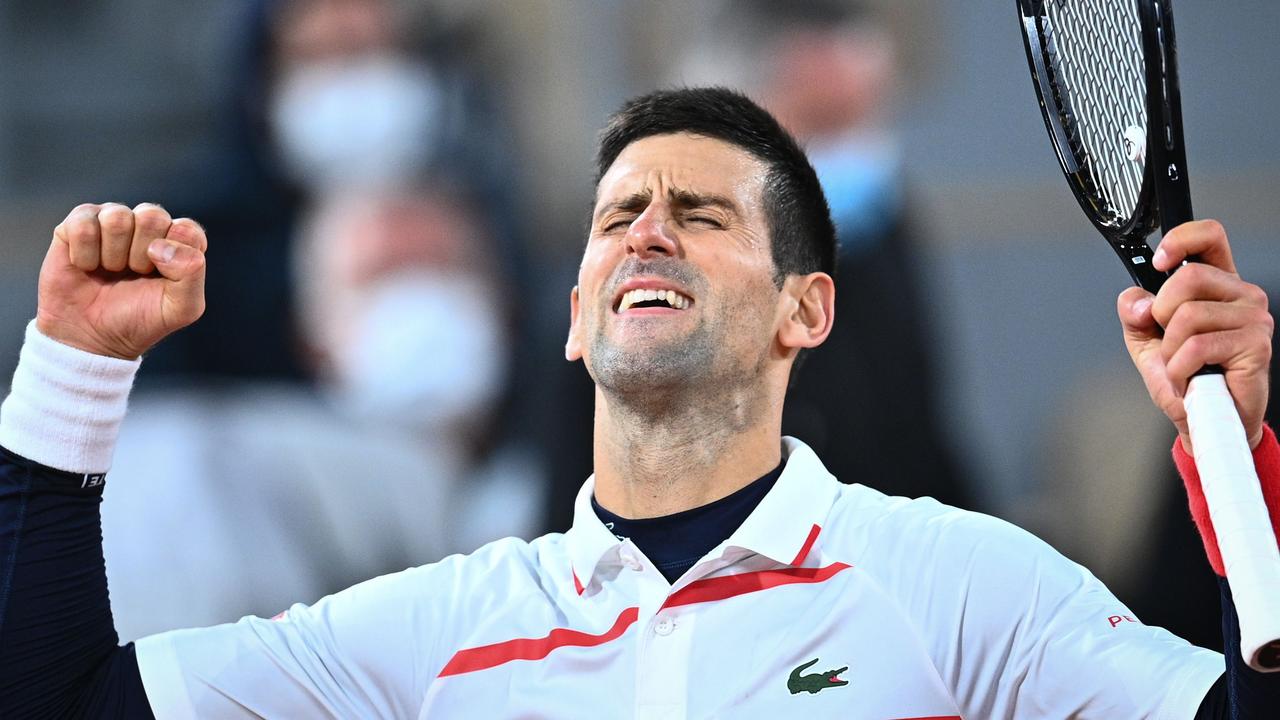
[567,132,784,394]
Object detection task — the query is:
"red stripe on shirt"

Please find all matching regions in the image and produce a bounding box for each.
[790,523,822,566]
[660,562,852,610]
[438,606,640,678]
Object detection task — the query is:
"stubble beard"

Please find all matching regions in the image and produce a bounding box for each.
[589,314,719,415]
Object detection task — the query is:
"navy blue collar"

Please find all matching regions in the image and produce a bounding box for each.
[590,462,785,583]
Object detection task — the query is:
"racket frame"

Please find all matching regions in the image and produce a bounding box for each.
[1017,0,1166,293]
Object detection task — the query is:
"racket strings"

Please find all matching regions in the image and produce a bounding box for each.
[1043,0,1147,225]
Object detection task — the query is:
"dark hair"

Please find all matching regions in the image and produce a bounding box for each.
[594,87,837,286]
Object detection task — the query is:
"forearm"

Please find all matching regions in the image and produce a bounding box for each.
[0,449,151,715]
[0,322,153,716]
[1175,425,1280,717]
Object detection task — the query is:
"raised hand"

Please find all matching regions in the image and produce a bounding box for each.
[35,202,207,360]
[1117,220,1273,452]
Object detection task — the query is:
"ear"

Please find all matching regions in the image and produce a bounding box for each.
[776,272,835,351]
[565,285,584,361]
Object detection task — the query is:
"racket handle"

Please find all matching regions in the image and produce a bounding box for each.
[1184,373,1280,671]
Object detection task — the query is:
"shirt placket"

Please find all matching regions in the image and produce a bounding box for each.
[611,541,693,720]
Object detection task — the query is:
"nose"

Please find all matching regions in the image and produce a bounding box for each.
[624,203,679,259]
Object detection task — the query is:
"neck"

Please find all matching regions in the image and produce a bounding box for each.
[591,378,784,519]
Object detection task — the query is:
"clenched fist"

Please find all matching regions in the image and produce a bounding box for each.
[1117,220,1273,453]
[36,202,207,360]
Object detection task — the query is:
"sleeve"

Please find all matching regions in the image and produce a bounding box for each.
[134,563,449,718]
[870,500,1223,720]
[0,322,156,717]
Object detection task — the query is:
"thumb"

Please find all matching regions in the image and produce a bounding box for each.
[148,238,206,326]
[1117,284,1188,437]
[1117,286,1158,345]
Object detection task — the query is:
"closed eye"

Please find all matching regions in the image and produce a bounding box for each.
[685,215,724,229]
[601,217,636,233]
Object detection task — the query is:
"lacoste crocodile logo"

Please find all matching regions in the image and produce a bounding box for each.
[787,658,849,694]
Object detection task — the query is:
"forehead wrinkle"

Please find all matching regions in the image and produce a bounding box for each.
[594,186,743,223]
[594,189,653,221]
[669,188,740,215]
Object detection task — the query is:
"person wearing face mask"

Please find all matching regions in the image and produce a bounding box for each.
[96,185,538,641]
[294,188,510,443]
[86,0,538,639]
[140,0,527,384]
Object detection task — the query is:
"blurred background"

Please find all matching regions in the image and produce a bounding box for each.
[1,0,1276,650]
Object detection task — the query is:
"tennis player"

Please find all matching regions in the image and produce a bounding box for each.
[1,88,1277,717]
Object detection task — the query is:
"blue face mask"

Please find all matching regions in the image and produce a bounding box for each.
[808,133,902,256]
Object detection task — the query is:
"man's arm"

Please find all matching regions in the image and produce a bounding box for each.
[1117,219,1279,715]
[0,203,205,715]
[0,442,151,716]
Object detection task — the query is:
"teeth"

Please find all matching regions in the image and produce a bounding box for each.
[617,288,691,311]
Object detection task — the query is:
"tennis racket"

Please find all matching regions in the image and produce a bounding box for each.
[1016,0,1280,671]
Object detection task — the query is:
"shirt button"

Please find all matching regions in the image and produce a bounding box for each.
[654,616,675,636]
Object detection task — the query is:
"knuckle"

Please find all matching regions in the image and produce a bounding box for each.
[1182,334,1209,359]
[67,221,99,246]
[1178,261,1208,285]
[1201,218,1226,238]
[1242,282,1269,309]
[1255,310,1275,338]
[133,203,172,228]
[169,218,207,246]
[98,207,132,234]
[1173,302,1207,328]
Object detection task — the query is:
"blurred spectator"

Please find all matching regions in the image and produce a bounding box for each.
[101,0,541,639]
[294,187,508,447]
[538,0,973,533]
[105,184,540,640]
[141,0,526,383]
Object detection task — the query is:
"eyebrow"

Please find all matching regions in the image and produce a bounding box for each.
[594,188,741,222]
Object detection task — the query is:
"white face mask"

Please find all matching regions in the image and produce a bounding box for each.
[327,272,507,430]
[269,55,443,190]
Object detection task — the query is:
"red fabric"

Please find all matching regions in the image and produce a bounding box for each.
[789,523,822,566]
[659,563,852,611]
[437,606,639,677]
[1173,423,1280,577]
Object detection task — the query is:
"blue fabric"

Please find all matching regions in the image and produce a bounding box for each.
[0,446,153,718]
[1211,576,1280,718]
[591,462,784,583]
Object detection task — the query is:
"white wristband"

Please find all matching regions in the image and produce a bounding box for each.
[0,320,140,473]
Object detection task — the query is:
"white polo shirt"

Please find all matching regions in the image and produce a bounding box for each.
[0,326,1225,718]
[133,437,1224,719]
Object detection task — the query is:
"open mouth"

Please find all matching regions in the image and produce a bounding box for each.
[615,287,693,313]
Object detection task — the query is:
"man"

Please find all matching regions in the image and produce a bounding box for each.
[0,88,1277,717]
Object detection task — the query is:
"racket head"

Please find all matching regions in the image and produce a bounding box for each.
[1017,0,1167,292]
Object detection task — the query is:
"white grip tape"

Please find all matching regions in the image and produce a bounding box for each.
[1185,373,1280,671]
